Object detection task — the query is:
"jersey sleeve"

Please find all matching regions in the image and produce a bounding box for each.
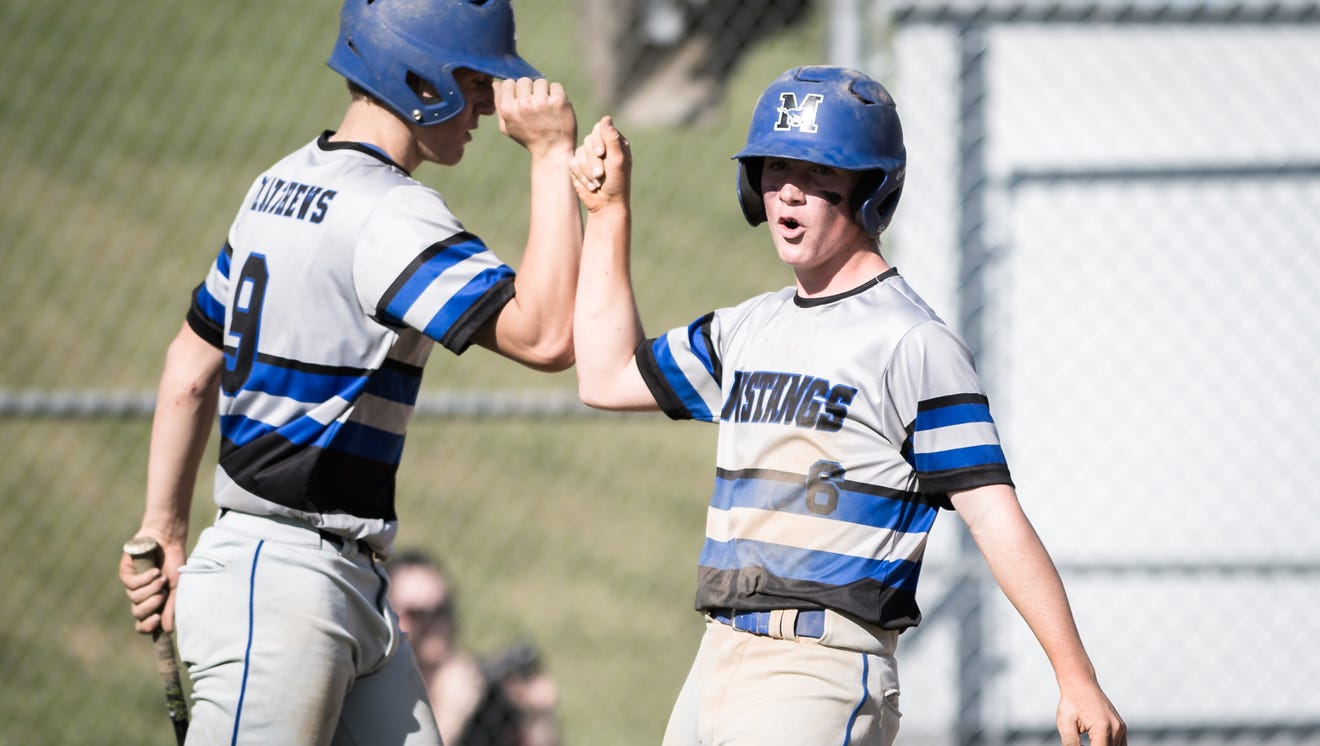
[635,310,726,422]
[886,320,1014,500]
[353,183,515,355]
[185,241,235,349]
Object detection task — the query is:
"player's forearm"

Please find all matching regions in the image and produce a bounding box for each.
[996,544,1098,687]
[140,327,222,543]
[499,147,581,370]
[575,203,646,408]
[953,485,1100,687]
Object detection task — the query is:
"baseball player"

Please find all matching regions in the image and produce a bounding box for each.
[569,66,1127,745]
[117,0,581,743]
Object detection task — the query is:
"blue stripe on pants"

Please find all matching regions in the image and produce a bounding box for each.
[232,540,264,745]
[842,653,870,746]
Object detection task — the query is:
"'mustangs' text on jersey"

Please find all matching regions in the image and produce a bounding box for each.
[720,371,856,431]
[186,133,515,553]
[634,270,1013,630]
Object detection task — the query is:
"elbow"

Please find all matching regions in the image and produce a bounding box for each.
[577,383,607,410]
[522,337,576,373]
[576,377,627,411]
[161,329,224,402]
[537,350,576,374]
[481,319,575,372]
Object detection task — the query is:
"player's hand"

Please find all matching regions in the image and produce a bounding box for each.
[118,533,186,634]
[496,77,577,157]
[570,116,631,212]
[1056,681,1127,746]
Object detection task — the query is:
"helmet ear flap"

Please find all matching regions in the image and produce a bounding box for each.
[737,158,766,226]
[853,169,905,237]
[404,70,461,123]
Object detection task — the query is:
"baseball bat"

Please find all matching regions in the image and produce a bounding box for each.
[123,535,190,746]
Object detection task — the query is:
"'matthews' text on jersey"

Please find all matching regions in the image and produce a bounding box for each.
[248,175,338,223]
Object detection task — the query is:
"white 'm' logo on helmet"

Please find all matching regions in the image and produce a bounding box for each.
[774,92,824,134]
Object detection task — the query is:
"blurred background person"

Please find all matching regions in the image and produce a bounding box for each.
[388,550,561,746]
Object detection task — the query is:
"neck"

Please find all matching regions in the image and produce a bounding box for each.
[330,100,418,171]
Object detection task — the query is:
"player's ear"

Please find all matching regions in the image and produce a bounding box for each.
[407,72,442,102]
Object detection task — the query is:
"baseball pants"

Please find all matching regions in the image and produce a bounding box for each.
[663,611,902,746]
[174,510,442,745]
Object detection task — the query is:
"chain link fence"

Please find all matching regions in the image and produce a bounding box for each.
[880,3,1320,744]
[2,1,1318,744]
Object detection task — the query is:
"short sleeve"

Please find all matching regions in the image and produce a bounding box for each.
[636,311,726,422]
[354,184,515,354]
[886,321,1014,495]
[185,241,235,349]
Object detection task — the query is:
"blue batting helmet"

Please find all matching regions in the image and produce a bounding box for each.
[734,66,906,237]
[328,0,540,126]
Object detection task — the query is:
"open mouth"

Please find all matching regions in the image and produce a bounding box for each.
[780,217,801,230]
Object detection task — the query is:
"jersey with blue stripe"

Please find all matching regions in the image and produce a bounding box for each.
[185,132,515,554]
[635,269,1013,629]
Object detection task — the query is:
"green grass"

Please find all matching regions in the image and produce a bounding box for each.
[0,1,827,742]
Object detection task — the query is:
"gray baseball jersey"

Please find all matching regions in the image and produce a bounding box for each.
[187,132,515,555]
[636,268,1013,630]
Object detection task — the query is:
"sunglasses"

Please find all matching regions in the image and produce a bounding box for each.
[399,600,453,623]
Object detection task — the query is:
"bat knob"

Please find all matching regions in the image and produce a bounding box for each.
[124,535,163,573]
